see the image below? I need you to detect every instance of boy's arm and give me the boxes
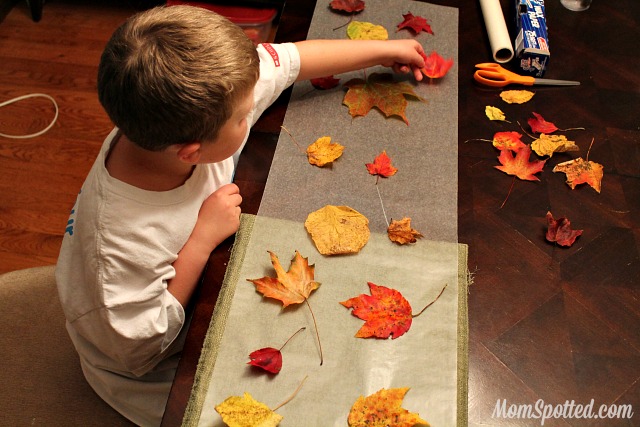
[168,183,242,306]
[294,39,425,82]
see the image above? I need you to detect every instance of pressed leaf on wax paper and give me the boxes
[348,387,430,427]
[343,72,425,124]
[306,136,344,167]
[387,217,423,245]
[545,211,583,247]
[305,205,370,255]
[396,12,433,35]
[500,89,534,104]
[366,150,397,178]
[531,134,579,157]
[247,327,305,374]
[215,393,283,427]
[330,0,365,13]
[247,251,323,364]
[419,51,454,79]
[347,21,388,40]
[340,282,447,339]
[528,112,558,134]
[310,75,341,90]
[485,105,510,122]
[553,157,603,193]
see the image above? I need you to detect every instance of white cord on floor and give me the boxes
[0,93,59,139]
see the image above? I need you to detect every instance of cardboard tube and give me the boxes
[479,0,514,63]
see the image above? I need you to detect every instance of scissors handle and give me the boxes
[474,63,535,87]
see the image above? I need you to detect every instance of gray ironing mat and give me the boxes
[257,0,459,243]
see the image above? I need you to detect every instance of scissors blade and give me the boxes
[533,78,580,86]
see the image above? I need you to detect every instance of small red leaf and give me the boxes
[396,12,433,35]
[247,347,282,374]
[310,75,341,90]
[419,51,454,79]
[528,112,558,134]
[366,150,398,178]
[329,0,365,13]
[545,211,583,247]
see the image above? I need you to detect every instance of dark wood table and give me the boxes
[163,1,640,425]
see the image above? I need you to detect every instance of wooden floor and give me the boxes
[0,1,154,274]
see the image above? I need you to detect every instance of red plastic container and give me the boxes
[166,1,277,45]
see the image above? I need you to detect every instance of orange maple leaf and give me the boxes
[419,51,454,79]
[343,72,425,124]
[387,217,423,244]
[366,150,397,178]
[495,145,546,181]
[247,250,320,307]
[552,157,603,193]
[493,131,527,152]
[348,387,429,427]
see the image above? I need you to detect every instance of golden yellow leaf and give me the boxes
[485,105,509,122]
[306,136,344,167]
[305,205,370,255]
[553,157,603,193]
[531,134,579,157]
[347,21,389,40]
[387,217,423,244]
[500,89,535,104]
[215,392,283,427]
[348,387,429,427]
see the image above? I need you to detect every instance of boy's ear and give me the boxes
[175,142,202,163]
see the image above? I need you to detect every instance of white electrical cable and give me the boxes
[0,93,59,139]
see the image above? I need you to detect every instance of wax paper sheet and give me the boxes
[190,214,466,426]
[257,0,459,243]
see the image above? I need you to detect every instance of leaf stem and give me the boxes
[272,375,309,411]
[500,176,516,209]
[517,120,537,141]
[332,14,353,31]
[375,183,390,227]
[304,299,323,365]
[412,283,448,317]
[586,137,595,161]
[278,327,306,351]
[463,138,493,143]
[280,125,306,154]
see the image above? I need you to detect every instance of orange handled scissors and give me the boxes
[474,63,580,87]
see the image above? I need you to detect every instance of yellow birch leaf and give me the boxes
[553,157,603,193]
[348,387,429,427]
[306,136,344,167]
[305,205,370,255]
[531,134,579,157]
[500,89,535,104]
[347,21,389,40]
[215,392,283,427]
[387,217,423,244]
[485,105,509,122]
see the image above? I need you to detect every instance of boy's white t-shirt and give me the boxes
[55,42,300,426]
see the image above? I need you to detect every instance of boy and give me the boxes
[56,5,425,426]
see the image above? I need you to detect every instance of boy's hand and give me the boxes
[380,39,426,81]
[195,183,242,250]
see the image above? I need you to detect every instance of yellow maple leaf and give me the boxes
[531,134,580,157]
[348,387,429,427]
[306,136,344,167]
[215,392,283,427]
[387,217,423,244]
[500,89,535,104]
[553,157,603,193]
[305,205,370,255]
[347,21,389,40]
[485,105,510,122]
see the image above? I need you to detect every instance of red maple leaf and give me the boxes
[396,12,433,35]
[545,211,583,247]
[340,282,413,339]
[329,0,365,13]
[528,112,558,134]
[419,51,454,79]
[495,145,546,181]
[310,75,340,90]
[366,150,398,178]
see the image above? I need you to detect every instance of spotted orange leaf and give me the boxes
[493,131,527,152]
[387,217,423,244]
[552,157,603,193]
[343,72,425,124]
[348,387,429,427]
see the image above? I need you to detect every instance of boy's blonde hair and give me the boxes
[98,6,260,151]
